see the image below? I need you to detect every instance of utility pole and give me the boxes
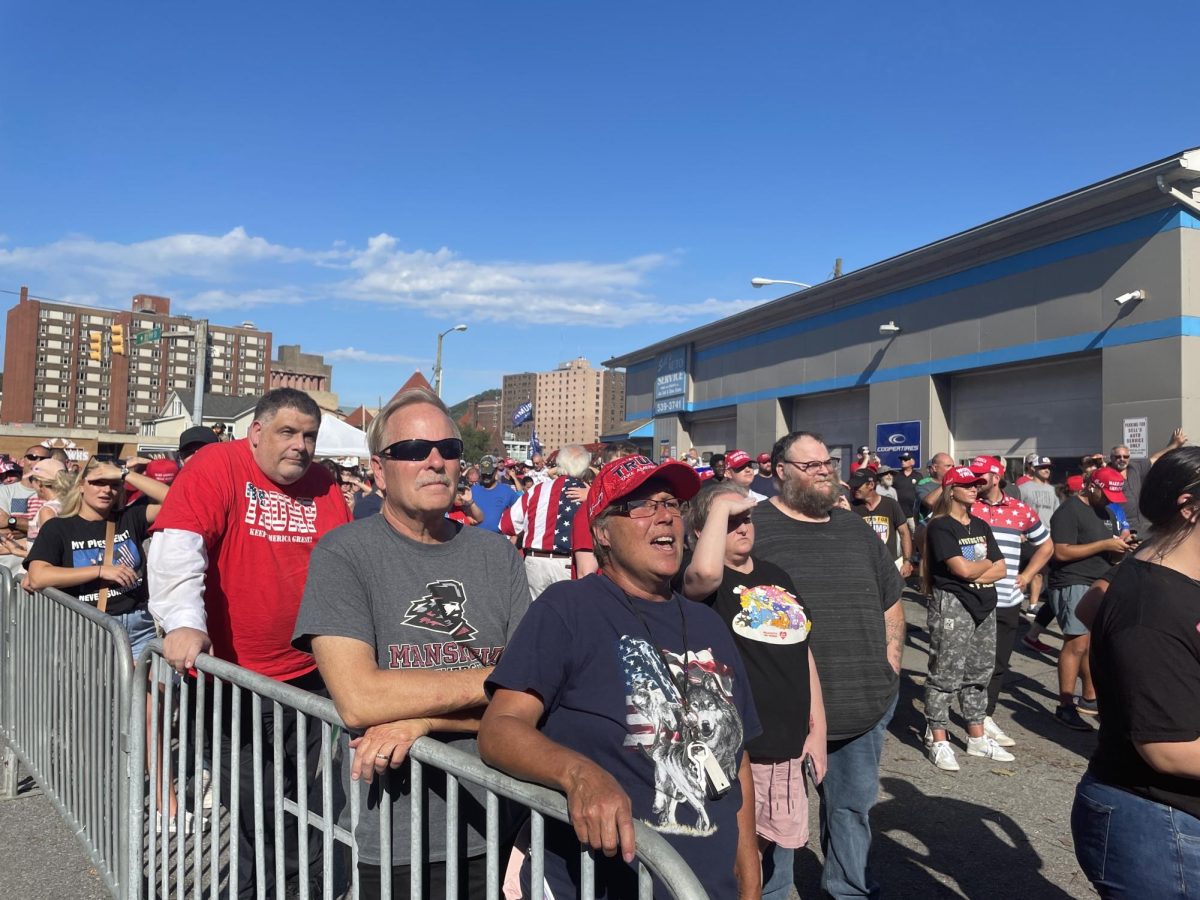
[191,318,210,427]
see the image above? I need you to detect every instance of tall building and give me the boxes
[458,394,502,449]
[499,358,626,451]
[270,344,337,411]
[2,288,272,432]
[501,372,537,442]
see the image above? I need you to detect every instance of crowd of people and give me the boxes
[5,385,1198,899]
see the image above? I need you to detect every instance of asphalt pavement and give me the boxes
[1,590,1097,900]
[788,591,1098,899]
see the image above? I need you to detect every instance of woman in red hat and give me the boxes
[921,466,1010,772]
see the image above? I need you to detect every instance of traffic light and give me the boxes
[111,324,125,355]
[88,330,103,363]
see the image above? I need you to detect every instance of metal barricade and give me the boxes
[0,567,134,898]
[130,639,710,900]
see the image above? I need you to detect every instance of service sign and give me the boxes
[654,347,689,402]
[874,420,922,468]
[1123,417,1149,459]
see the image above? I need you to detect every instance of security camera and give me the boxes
[879,321,901,336]
[1114,290,1146,306]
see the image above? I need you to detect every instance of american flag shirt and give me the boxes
[971,495,1049,607]
[500,476,584,553]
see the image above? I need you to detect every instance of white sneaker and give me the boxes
[983,716,1016,748]
[967,735,1015,762]
[929,740,960,772]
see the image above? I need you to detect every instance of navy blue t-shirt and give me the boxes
[486,573,761,899]
[471,481,520,533]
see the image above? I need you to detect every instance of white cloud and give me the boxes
[322,346,426,365]
[0,227,754,328]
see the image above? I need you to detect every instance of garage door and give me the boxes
[952,355,1101,460]
[790,388,869,480]
[687,415,737,459]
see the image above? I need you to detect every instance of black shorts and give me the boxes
[1019,540,1035,568]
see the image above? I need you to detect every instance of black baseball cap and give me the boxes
[179,426,220,456]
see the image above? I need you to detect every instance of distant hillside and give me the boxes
[448,388,500,420]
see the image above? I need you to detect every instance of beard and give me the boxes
[780,477,840,517]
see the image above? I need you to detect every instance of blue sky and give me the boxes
[1,2,1194,408]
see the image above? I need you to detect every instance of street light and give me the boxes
[750,277,813,290]
[433,323,468,397]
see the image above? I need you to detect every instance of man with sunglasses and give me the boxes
[0,444,52,536]
[751,430,905,900]
[293,388,530,899]
[149,387,351,900]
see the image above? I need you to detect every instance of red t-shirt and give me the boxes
[153,440,351,681]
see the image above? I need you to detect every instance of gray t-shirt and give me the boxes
[1018,480,1060,525]
[293,515,531,866]
[752,503,905,740]
[1122,458,1152,532]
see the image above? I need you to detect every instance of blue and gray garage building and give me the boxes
[606,149,1200,479]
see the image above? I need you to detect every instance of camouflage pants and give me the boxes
[924,588,996,729]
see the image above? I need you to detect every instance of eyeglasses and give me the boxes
[86,478,123,488]
[1112,454,1130,460]
[610,498,686,518]
[952,483,982,491]
[24,453,50,462]
[727,513,753,530]
[377,438,464,462]
[781,457,840,474]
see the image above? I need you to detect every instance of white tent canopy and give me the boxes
[316,413,369,459]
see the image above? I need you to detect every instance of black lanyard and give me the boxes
[612,579,691,710]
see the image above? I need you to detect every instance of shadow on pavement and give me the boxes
[791,777,1079,899]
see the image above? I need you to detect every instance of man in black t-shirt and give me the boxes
[893,452,920,524]
[753,431,904,900]
[849,470,914,578]
[1048,475,1132,730]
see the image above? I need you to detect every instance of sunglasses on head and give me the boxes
[377,438,464,462]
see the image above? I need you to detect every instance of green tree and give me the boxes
[460,423,494,462]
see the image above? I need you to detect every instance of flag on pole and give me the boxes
[512,401,533,427]
[530,429,543,458]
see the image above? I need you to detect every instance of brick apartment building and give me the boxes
[502,358,626,451]
[270,344,337,412]
[2,287,272,432]
[459,394,502,448]
[501,371,537,442]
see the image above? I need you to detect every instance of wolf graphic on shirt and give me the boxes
[620,635,742,836]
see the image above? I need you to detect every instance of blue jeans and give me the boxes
[114,605,156,663]
[1073,773,1200,898]
[818,692,898,899]
[760,840,794,900]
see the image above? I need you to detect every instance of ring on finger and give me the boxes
[375,752,390,760]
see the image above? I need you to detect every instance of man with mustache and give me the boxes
[293,388,530,899]
[149,387,352,899]
[751,430,905,900]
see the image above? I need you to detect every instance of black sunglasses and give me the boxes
[378,438,464,462]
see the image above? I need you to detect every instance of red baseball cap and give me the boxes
[942,466,987,488]
[587,455,701,524]
[1090,467,1127,503]
[968,455,1003,477]
[1066,474,1085,493]
[756,452,771,466]
[145,458,180,484]
[725,449,752,471]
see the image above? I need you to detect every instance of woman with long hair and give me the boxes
[25,456,168,659]
[1073,446,1200,896]
[921,466,1010,772]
